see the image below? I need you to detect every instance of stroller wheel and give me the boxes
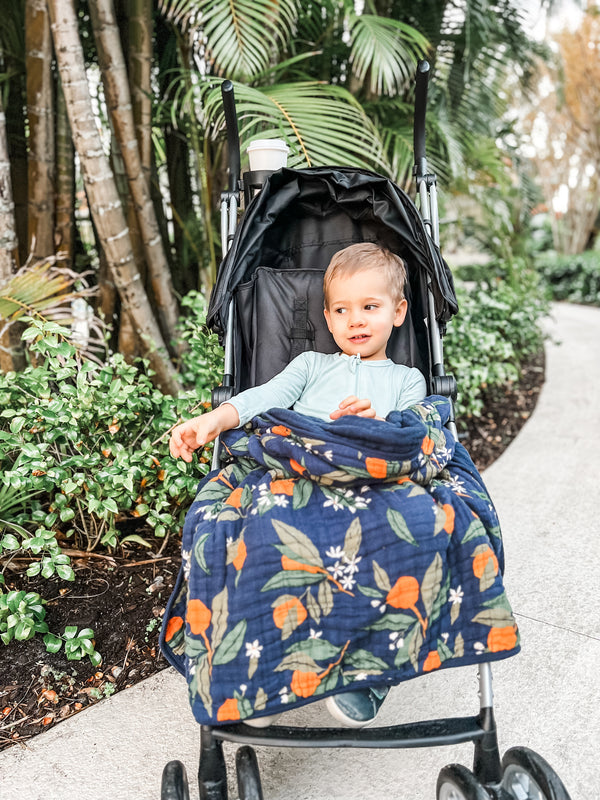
[436,764,492,800]
[236,745,264,800]
[501,747,572,800]
[161,760,190,800]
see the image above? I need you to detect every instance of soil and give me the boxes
[0,350,545,752]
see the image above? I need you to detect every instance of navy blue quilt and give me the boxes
[160,397,519,725]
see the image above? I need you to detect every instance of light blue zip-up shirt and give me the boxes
[228,351,427,426]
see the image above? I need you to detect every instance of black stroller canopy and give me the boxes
[207,166,458,339]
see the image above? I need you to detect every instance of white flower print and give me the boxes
[323,495,345,511]
[328,560,345,580]
[343,554,362,575]
[371,599,386,614]
[279,686,290,704]
[326,545,345,560]
[245,640,263,660]
[309,629,323,639]
[388,631,404,651]
[341,573,356,591]
[449,586,464,605]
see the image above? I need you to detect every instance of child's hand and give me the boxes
[169,404,240,462]
[330,396,381,420]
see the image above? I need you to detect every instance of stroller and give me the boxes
[160,63,571,800]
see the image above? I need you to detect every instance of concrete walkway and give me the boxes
[1,302,598,800]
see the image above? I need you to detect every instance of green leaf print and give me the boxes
[372,560,392,592]
[212,619,247,666]
[387,508,418,546]
[344,649,388,672]
[261,570,324,592]
[367,611,415,632]
[318,580,334,615]
[343,518,362,561]
[287,637,341,661]
[292,479,313,510]
[194,532,211,575]
[254,687,268,711]
[471,608,516,627]
[210,587,228,651]
[461,518,487,544]
[305,589,321,624]
[274,652,320,673]
[421,552,443,617]
[272,519,323,565]
[195,654,213,717]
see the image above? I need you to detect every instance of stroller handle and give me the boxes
[413,60,430,178]
[221,80,241,193]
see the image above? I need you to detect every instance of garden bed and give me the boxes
[0,349,545,751]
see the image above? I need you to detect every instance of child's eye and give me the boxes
[365,304,378,310]
[334,307,347,314]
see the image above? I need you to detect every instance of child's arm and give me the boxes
[169,403,240,462]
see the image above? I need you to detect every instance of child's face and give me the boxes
[323,268,408,361]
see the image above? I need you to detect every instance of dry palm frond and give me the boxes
[0,258,106,360]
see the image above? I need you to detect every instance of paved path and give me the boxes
[1,303,598,800]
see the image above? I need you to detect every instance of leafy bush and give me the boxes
[444,272,549,419]
[535,251,600,306]
[0,318,213,568]
[175,291,224,398]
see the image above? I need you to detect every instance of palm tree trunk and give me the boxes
[127,0,152,176]
[55,79,75,268]
[0,96,18,281]
[25,0,55,259]
[88,0,180,347]
[48,0,180,395]
[0,92,21,373]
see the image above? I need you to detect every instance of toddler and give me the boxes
[170,242,427,726]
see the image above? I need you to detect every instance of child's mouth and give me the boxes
[350,335,370,342]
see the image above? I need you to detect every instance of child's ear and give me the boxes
[393,298,408,327]
[323,307,332,332]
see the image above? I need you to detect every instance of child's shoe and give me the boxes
[243,713,281,728]
[325,685,389,728]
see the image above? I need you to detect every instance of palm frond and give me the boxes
[349,14,428,96]
[0,260,106,358]
[161,0,299,82]
[202,79,390,172]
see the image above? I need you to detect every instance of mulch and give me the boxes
[0,349,545,752]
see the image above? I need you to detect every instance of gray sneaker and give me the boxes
[325,686,389,728]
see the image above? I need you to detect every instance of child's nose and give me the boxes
[349,312,365,327]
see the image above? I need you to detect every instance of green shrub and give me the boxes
[535,251,600,306]
[444,272,549,419]
[176,291,224,397]
[0,319,212,564]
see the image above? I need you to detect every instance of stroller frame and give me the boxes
[162,62,571,800]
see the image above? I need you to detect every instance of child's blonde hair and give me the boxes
[323,243,407,309]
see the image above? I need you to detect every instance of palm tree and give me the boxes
[47,0,180,394]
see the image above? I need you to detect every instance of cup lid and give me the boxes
[246,138,289,152]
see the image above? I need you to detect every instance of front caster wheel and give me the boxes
[437,764,491,800]
[501,747,572,800]
[161,760,190,800]
[236,746,264,800]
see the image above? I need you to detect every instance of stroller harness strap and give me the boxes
[288,297,315,360]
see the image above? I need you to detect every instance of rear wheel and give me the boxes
[437,764,492,800]
[161,760,190,800]
[236,745,264,800]
[501,747,572,800]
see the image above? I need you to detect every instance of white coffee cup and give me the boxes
[246,139,289,172]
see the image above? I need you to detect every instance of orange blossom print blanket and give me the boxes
[160,397,519,725]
